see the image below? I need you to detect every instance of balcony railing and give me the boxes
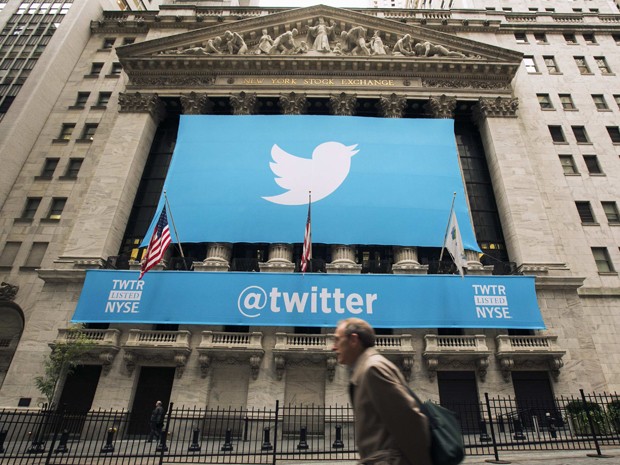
[52,328,121,370]
[423,335,491,380]
[122,330,192,376]
[495,335,566,381]
[197,331,265,379]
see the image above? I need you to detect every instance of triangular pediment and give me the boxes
[116,5,522,91]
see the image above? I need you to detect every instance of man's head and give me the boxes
[156,401,162,407]
[332,318,376,366]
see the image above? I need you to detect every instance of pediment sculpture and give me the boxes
[159,18,476,59]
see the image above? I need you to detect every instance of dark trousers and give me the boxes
[148,422,162,441]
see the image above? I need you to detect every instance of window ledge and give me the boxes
[553,141,569,145]
[40,218,60,223]
[51,139,70,144]
[548,72,563,75]
[68,105,85,110]
[608,222,620,226]
[19,266,40,271]
[83,74,100,79]
[563,108,579,111]
[541,108,556,111]
[34,175,53,181]
[527,72,543,75]
[576,142,593,145]
[75,138,93,143]
[90,105,108,110]
[589,173,606,177]
[58,175,78,181]
[580,72,595,76]
[601,73,616,76]
[598,271,618,276]
[596,109,612,112]
[564,173,582,176]
[0,265,13,270]
[582,222,600,226]
[13,218,33,224]
[104,74,121,78]
[97,48,113,52]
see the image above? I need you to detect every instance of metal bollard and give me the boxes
[261,427,273,451]
[54,429,70,453]
[156,430,169,452]
[479,420,491,442]
[243,416,249,441]
[100,427,116,454]
[221,428,233,451]
[0,430,7,453]
[332,425,344,449]
[512,417,526,440]
[547,415,557,439]
[297,426,309,450]
[188,428,201,452]
[26,430,45,454]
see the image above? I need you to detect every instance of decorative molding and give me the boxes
[0,282,19,301]
[422,79,510,90]
[180,92,212,114]
[196,331,265,379]
[377,93,406,118]
[424,94,456,119]
[195,243,232,272]
[274,355,286,381]
[230,91,258,115]
[118,92,166,123]
[278,92,309,115]
[473,96,519,120]
[326,356,337,382]
[129,75,215,87]
[496,335,566,382]
[329,92,357,116]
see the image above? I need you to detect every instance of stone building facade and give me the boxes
[0,0,619,429]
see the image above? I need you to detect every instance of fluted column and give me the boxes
[259,243,295,273]
[329,92,357,116]
[278,92,309,115]
[58,93,165,268]
[194,243,232,272]
[230,91,257,115]
[392,246,429,275]
[424,94,456,119]
[464,249,493,276]
[377,93,407,118]
[180,92,212,115]
[326,245,362,274]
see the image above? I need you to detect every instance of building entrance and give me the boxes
[437,371,480,433]
[128,367,175,436]
[512,371,559,428]
[57,365,101,412]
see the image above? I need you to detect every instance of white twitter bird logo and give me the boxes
[263,142,359,206]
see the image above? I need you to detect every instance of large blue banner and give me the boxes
[72,270,544,329]
[146,115,480,250]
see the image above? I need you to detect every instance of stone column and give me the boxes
[278,92,309,115]
[472,97,568,274]
[230,91,257,115]
[259,243,295,273]
[424,94,456,118]
[194,243,232,272]
[392,246,428,274]
[326,245,362,274]
[180,92,212,115]
[58,93,165,268]
[464,249,494,275]
[377,93,407,118]
[329,92,357,116]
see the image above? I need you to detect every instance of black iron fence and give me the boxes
[1,390,619,465]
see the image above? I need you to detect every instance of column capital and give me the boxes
[278,92,309,115]
[329,92,357,116]
[118,92,165,123]
[378,93,407,118]
[180,92,212,115]
[473,96,519,123]
[424,94,456,119]
[230,91,258,115]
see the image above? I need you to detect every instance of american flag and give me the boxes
[139,206,172,280]
[301,197,312,273]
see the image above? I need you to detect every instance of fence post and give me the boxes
[581,390,613,458]
[0,429,6,453]
[27,403,48,454]
[272,400,279,465]
[157,402,173,464]
[484,392,510,464]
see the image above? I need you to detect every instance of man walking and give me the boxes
[332,318,432,465]
[148,400,164,443]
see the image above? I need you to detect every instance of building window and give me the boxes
[607,126,620,144]
[80,123,98,141]
[47,198,66,220]
[515,32,528,44]
[549,125,566,143]
[545,8,555,12]
[95,92,111,107]
[529,7,538,12]
[572,126,590,143]
[576,201,596,224]
[58,123,75,140]
[73,92,89,108]
[591,247,615,273]
[559,94,576,110]
[583,33,597,44]
[559,155,578,174]
[574,56,591,74]
[564,33,578,44]
[102,37,115,49]
[23,242,48,268]
[595,57,612,74]
[64,158,83,179]
[122,37,136,45]
[614,95,620,109]
[89,62,104,76]
[573,8,582,13]
[21,197,41,220]
[613,34,620,45]
[109,62,122,75]
[602,202,620,224]
[39,158,59,179]
[583,155,603,174]
[537,94,553,109]
[592,94,609,110]
[0,242,20,267]
[544,56,560,73]
[534,33,548,44]
[523,57,538,74]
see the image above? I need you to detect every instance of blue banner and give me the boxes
[72,270,544,329]
[145,115,480,250]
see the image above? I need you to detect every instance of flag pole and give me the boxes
[439,192,457,263]
[163,190,187,266]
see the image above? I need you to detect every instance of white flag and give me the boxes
[445,211,468,277]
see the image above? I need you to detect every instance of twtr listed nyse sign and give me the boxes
[74,271,545,329]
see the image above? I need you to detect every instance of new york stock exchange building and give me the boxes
[0,0,620,438]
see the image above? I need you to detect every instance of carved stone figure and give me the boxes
[205,37,223,54]
[392,34,414,56]
[370,31,387,55]
[179,46,209,55]
[414,40,466,58]
[223,30,248,55]
[269,28,299,55]
[340,26,370,56]
[256,29,274,54]
[307,17,336,52]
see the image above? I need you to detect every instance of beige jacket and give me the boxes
[350,348,432,465]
